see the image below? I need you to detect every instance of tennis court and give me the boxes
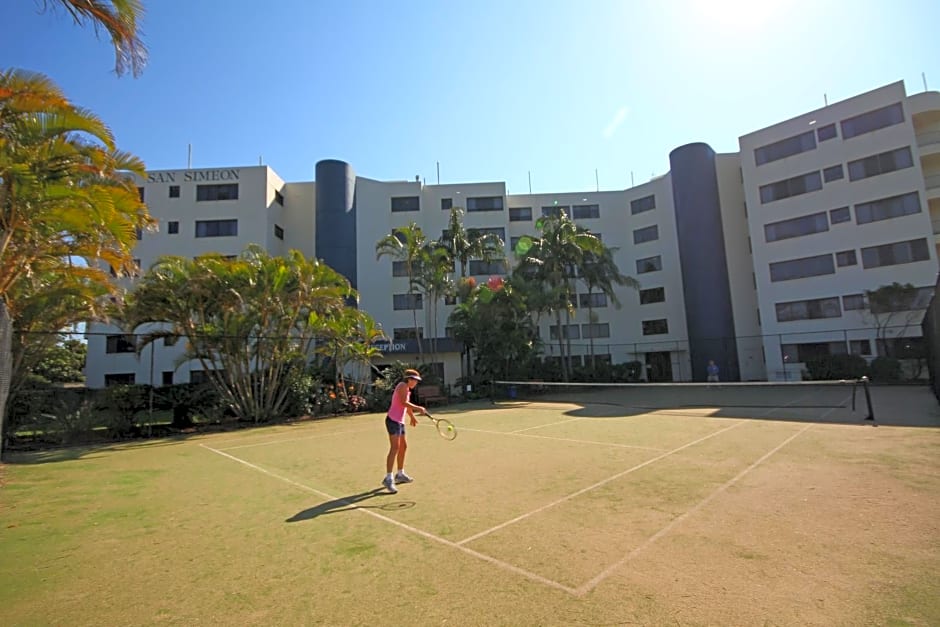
[2,382,939,625]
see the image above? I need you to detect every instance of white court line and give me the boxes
[511,417,582,433]
[575,394,850,595]
[199,443,578,595]
[216,426,377,451]
[456,421,745,546]
[461,427,668,452]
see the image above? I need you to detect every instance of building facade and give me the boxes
[85,81,940,388]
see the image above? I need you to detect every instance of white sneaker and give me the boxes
[395,471,413,484]
[382,475,397,493]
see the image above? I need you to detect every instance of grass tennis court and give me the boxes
[2,384,939,625]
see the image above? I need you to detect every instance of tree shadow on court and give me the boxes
[286,488,416,522]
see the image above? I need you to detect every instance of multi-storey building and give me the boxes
[85,81,940,387]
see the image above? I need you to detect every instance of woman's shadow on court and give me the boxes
[286,488,416,522]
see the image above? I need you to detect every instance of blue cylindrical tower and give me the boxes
[315,159,357,289]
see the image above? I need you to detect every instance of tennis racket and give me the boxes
[425,412,457,440]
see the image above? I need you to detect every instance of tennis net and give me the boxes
[491,378,875,422]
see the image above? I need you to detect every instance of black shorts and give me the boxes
[385,416,405,436]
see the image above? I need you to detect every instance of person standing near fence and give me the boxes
[707,360,720,383]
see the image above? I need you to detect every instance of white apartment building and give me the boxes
[85,81,940,388]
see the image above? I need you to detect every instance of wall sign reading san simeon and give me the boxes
[147,169,240,183]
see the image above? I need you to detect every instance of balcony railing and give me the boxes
[933,218,940,235]
[925,175,940,190]
[916,130,940,148]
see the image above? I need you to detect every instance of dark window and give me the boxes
[817,123,838,141]
[541,205,569,218]
[847,147,914,181]
[769,253,835,282]
[633,225,659,244]
[855,192,921,225]
[578,293,608,308]
[195,219,238,238]
[823,164,844,182]
[137,186,145,202]
[781,342,847,363]
[190,370,209,384]
[829,207,851,224]
[835,250,857,267]
[849,340,871,356]
[392,261,409,277]
[639,287,665,304]
[163,335,178,347]
[469,260,507,275]
[393,327,423,340]
[444,295,456,306]
[840,102,904,139]
[196,183,238,201]
[468,227,505,241]
[764,211,828,242]
[636,255,662,274]
[581,323,610,339]
[391,196,420,212]
[510,236,522,251]
[642,319,669,335]
[167,221,179,234]
[134,227,143,241]
[274,224,284,240]
[509,207,532,221]
[630,195,656,214]
[759,171,823,203]
[775,297,841,322]
[105,334,136,354]
[169,185,180,198]
[104,373,136,386]
[842,294,866,310]
[861,238,930,269]
[549,324,580,340]
[754,130,816,166]
[274,190,284,206]
[393,293,423,310]
[162,371,174,385]
[441,197,453,211]
[572,204,600,219]
[868,287,933,313]
[466,196,504,212]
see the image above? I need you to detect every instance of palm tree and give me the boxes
[439,207,505,280]
[515,212,603,381]
[41,0,148,77]
[376,223,428,363]
[580,246,638,370]
[415,241,454,366]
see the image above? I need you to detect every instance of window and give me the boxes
[509,207,532,221]
[840,102,904,139]
[849,340,871,356]
[135,227,143,240]
[582,323,610,339]
[393,327,423,340]
[392,261,409,277]
[639,287,665,304]
[847,147,914,181]
[633,225,659,244]
[167,220,179,234]
[764,211,828,242]
[573,204,600,219]
[510,236,522,251]
[104,373,136,386]
[541,205,569,218]
[842,294,866,310]
[835,250,857,267]
[393,293,423,310]
[190,370,210,384]
[469,260,507,275]
[861,238,930,269]
[274,190,284,206]
[468,227,505,241]
[775,297,841,322]
[391,196,420,212]
[855,192,921,225]
[163,335,178,347]
[441,198,452,211]
[823,164,844,182]
[781,342,847,363]
[754,130,816,166]
[759,171,823,203]
[630,195,656,214]
[549,324,580,340]
[105,334,136,354]
[444,295,456,306]
[137,186,145,201]
[196,183,238,201]
[162,371,174,385]
[274,224,284,240]
[829,207,851,224]
[169,185,180,198]
[769,253,835,282]
[636,255,662,274]
[642,319,669,335]
[466,196,504,212]
[195,219,238,237]
[817,123,838,141]
[578,293,608,308]
[868,286,934,313]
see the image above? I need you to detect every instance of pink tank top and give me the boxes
[387,382,409,423]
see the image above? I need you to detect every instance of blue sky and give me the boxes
[3,0,938,193]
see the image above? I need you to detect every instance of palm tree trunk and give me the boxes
[587,301,596,372]
[554,309,568,382]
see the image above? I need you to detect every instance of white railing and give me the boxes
[916,130,940,147]
[925,175,940,190]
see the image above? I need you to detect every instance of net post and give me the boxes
[861,376,875,421]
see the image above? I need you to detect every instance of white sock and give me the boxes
[386,472,393,481]
[396,469,403,475]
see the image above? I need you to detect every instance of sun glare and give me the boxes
[689,0,785,32]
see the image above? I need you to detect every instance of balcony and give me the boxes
[917,131,940,156]
[926,175,940,198]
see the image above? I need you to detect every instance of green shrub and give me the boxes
[804,354,869,380]
[869,356,902,382]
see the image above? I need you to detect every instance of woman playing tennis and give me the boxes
[382,368,427,493]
